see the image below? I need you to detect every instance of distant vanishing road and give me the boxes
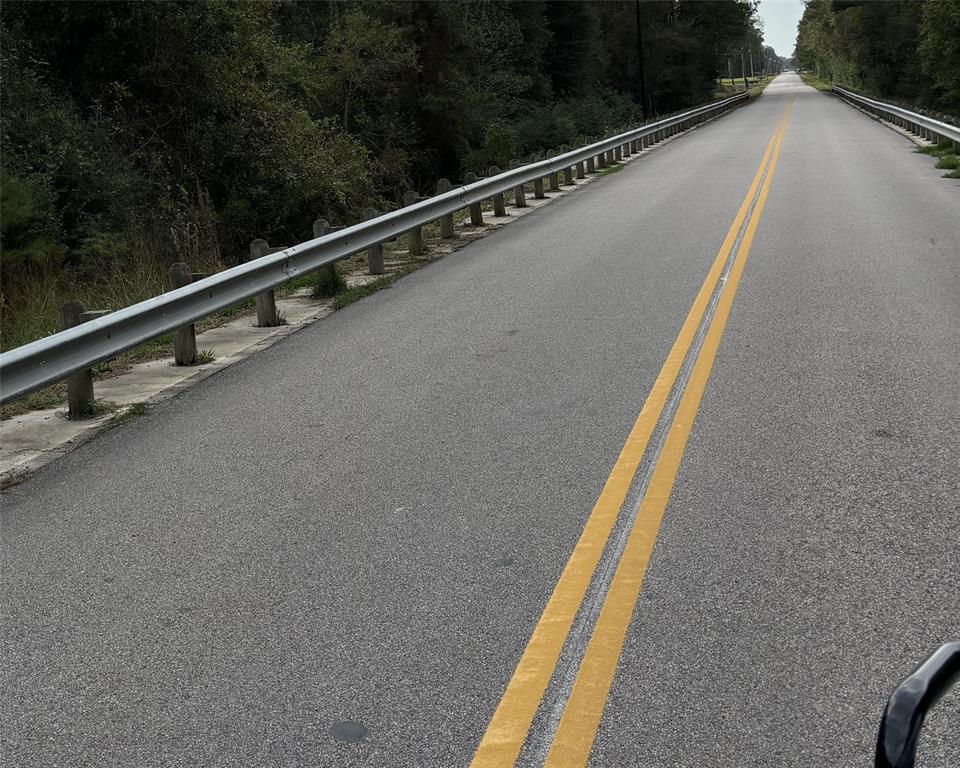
[3,73,958,767]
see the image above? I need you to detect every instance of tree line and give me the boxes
[1,1,773,349]
[795,0,960,117]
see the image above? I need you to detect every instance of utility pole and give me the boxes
[749,48,755,78]
[635,0,649,117]
[741,49,747,88]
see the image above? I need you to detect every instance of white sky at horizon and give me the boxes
[757,0,806,58]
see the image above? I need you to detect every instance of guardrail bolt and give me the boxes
[362,207,385,275]
[403,190,425,255]
[167,262,199,365]
[509,160,527,208]
[464,172,484,225]
[435,179,456,237]
[489,166,507,216]
[249,239,280,327]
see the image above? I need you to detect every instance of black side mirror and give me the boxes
[875,642,960,768]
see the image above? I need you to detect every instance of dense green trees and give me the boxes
[1,0,769,348]
[795,0,960,116]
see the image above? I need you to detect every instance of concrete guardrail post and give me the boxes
[436,179,456,236]
[464,172,484,225]
[362,207,385,275]
[575,140,587,178]
[59,301,106,416]
[623,138,632,158]
[614,144,623,161]
[488,166,507,216]
[597,145,608,169]
[546,152,560,192]
[248,239,280,327]
[311,219,342,294]
[403,190,425,255]
[560,147,574,185]
[168,262,199,365]
[532,166,546,199]
[509,160,527,208]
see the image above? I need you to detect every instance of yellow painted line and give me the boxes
[543,97,794,767]
[470,101,794,768]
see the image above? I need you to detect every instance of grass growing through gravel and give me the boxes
[310,265,348,299]
[66,399,117,420]
[1,386,66,419]
[104,402,150,428]
[331,274,398,310]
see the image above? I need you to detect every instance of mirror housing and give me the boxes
[875,642,960,768]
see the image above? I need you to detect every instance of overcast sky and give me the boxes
[757,0,806,58]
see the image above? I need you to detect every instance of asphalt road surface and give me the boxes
[3,73,958,767]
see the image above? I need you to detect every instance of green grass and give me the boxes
[800,73,833,92]
[917,140,959,176]
[917,140,956,157]
[66,398,117,420]
[0,385,66,419]
[331,274,398,310]
[595,163,624,177]
[104,401,150,428]
[748,76,775,98]
[310,265,348,299]
[935,155,959,169]
[714,75,774,100]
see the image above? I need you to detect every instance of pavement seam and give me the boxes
[517,102,787,768]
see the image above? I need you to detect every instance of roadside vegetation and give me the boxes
[1,1,782,354]
[714,75,775,100]
[799,74,833,93]
[918,141,960,179]
[795,0,960,119]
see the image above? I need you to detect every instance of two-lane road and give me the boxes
[3,74,958,767]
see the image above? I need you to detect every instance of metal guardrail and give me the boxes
[833,85,960,148]
[0,92,749,405]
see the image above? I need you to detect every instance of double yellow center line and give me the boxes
[471,98,794,767]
